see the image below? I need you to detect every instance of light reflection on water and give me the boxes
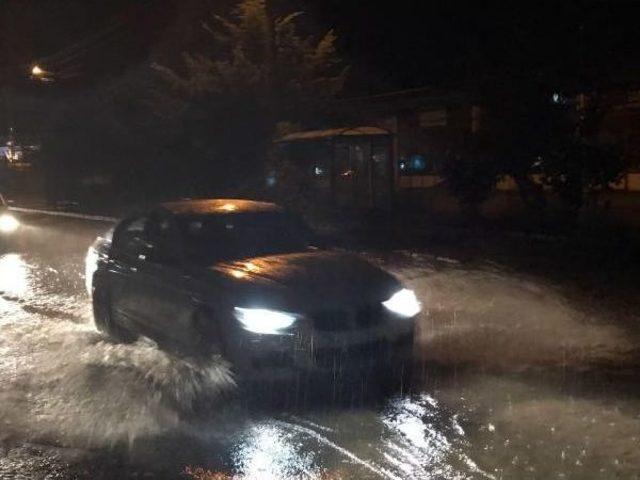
[381,395,472,479]
[227,394,494,480]
[232,423,317,479]
[379,394,495,480]
[0,253,29,298]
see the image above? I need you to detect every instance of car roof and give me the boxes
[159,198,283,216]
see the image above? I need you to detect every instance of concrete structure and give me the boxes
[276,127,395,210]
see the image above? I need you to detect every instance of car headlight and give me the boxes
[382,288,421,317]
[0,214,19,233]
[233,307,297,335]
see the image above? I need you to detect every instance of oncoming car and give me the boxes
[86,199,420,380]
[0,194,20,235]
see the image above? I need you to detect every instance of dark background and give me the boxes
[2,0,640,206]
[3,0,640,94]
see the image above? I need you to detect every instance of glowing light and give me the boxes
[0,214,19,233]
[230,269,247,279]
[0,254,28,297]
[244,262,260,272]
[233,307,297,334]
[219,203,237,212]
[382,288,421,317]
[409,154,427,172]
[266,171,277,187]
[31,65,44,76]
[226,262,260,279]
[233,424,314,479]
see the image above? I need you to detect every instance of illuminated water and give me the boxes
[0,216,639,478]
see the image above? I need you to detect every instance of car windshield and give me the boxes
[175,211,315,265]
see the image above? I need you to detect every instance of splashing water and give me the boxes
[0,314,235,449]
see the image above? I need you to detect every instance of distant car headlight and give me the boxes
[233,307,297,335]
[0,214,19,233]
[382,288,421,317]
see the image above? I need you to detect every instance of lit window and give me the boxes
[409,154,427,172]
[399,154,430,175]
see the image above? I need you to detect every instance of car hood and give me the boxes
[209,250,400,311]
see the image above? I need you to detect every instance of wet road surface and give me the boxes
[1,213,640,479]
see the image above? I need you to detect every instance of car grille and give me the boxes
[312,332,414,369]
[312,304,386,331]
[313,340,387,368]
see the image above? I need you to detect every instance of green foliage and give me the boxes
[152,0,347,194]
[541,139,627,210]
[154,0,346,119]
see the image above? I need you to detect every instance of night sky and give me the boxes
[312,0,640,93]
[2,1,640,93]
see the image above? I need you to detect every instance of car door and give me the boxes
[132,213,200,348]
[108,214,153,332]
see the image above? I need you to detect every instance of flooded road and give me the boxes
[1,213,639,479]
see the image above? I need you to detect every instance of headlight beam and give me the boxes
[382,288,421,317]
[233,307,297,335]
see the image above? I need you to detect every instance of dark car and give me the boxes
[86,199,419,380]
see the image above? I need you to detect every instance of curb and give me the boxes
[9,207,117,223]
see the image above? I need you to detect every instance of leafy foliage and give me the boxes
[538,94,628,210]
[541,139,626,210]
[151,0,347,195]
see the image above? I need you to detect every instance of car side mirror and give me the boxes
[113,235,150,261]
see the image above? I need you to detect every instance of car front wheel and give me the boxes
[92,281,138,344]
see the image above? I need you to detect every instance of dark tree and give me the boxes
[441,136,501,216]
[444,83,627,215]
[539,95,628,210]
[152,0,347,195]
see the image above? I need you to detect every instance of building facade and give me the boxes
[277,84,640,225]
